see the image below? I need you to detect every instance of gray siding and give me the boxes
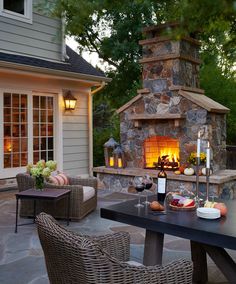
[63,94,89,176]
[0,11,62,61]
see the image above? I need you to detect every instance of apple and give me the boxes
[150,201,164,211]
[182,198,195,207]
[214,202,227,216]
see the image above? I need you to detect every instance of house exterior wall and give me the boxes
[0,70,92,184]
[63,92,90,176]
[0,2,62,62]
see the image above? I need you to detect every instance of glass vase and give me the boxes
[35,175,44,191]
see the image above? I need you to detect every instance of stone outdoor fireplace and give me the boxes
[116,22,229,172]
[94,22,236,199]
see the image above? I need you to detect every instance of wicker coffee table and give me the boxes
[15,188,71,233]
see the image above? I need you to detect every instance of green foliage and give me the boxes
[49,0,236,164]
[200,59,236,144]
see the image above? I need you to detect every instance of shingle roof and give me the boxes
[0,45,106,78]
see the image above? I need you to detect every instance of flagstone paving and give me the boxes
[0,189,232,283]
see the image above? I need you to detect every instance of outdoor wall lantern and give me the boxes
[104,137,119,167]
[64,91,77,111]
[113,144,126,169]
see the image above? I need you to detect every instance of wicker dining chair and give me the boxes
[36,212,193,284]
[16,173,97,220]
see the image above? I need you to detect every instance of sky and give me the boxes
[66,36,104,70]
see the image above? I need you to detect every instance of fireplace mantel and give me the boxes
[129,113,185,127]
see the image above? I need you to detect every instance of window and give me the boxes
[1,91,55,174]
[0,0,32,23]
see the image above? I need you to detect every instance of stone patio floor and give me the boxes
[0,188,233,284]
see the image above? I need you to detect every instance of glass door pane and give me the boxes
[33,95,54,162]
[3,92,28,168]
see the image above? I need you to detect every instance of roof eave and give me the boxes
[0,60,111,83]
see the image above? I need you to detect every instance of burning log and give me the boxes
[154,155,179,170]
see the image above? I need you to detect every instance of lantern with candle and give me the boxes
[113,144,126,169]
[104,137,119,168]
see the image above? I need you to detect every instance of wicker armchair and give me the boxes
[36,212,193,284]
[16,173,97,220]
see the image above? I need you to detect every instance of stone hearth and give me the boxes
[94,167,236,199]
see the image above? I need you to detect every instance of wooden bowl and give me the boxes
[169,204,196,211]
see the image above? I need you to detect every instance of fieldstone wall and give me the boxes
[120,93,227,171]
[97,173,236,200]
[142,39,200,88]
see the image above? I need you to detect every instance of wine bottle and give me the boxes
[157,161,167,202]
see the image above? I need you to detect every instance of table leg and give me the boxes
[67,192,70,226]
[190,240,208,283]
[202,244,236,284]
[143,230,164,266]
[15,197,19,233]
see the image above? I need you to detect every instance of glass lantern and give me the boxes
[113,144,126,169]
[104,137,119,167]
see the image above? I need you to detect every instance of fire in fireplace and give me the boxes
[143,136,180,170]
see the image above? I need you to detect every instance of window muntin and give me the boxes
[0,0,32,23]
[3,92,28,168]
[33,95,54,164]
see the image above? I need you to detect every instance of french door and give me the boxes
[0,90,56,178]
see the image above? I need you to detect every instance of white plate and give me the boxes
[197,207,221,219]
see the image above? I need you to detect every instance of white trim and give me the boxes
[0,61,111,83]
[55,92,63,172]
[0,88,31,178]
[88,91,93,177]
[28,93,33,163]
[0,0,32,24]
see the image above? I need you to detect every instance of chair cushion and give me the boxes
[83,186,95,202]
[48,173,69,186]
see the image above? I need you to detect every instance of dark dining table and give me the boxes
[101,196,236,283]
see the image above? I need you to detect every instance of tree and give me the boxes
[48,0,236,164]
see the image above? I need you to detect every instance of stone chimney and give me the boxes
[140,22,201,92]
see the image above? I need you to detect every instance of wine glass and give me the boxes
[133,176,145,208]
[142,174,153,205]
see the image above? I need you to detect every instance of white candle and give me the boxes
[206,142,210,169]
[197,131,201,158]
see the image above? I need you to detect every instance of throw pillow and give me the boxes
[49,173,69,186]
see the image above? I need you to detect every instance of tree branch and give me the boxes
[85,31,119,68]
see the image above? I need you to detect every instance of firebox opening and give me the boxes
[144,136,180,170]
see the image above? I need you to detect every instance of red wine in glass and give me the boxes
[145,183,153,190]
[143,175,153,205]
[133,176,145,208]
